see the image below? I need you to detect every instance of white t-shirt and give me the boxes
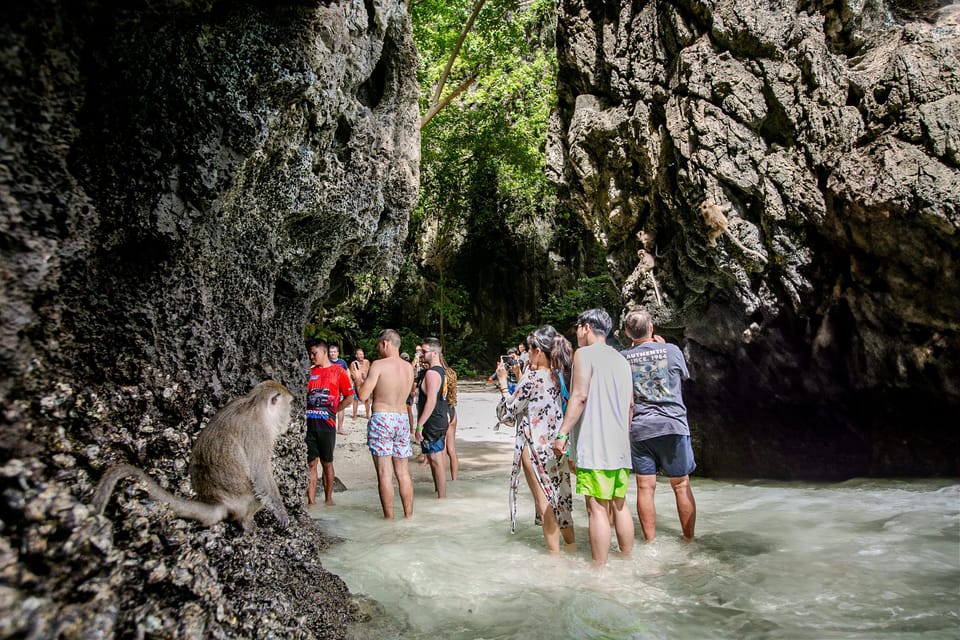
[572,341,633,470]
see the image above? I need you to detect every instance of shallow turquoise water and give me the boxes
[313,396,959,639]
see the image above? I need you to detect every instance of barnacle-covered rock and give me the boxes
[1,0,418,636]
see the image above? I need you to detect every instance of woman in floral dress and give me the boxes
[496,325,575,552]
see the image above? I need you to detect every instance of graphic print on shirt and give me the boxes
[625,347,671,403]
[306,387,333,421]
[306,366,350,430]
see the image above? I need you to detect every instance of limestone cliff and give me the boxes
[0,0,418,636]
[548,0,959,478]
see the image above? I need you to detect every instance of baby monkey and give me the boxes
[700,200,768,264]
[92,380,293,533]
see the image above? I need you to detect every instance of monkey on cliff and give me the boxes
[699,200,768,264]
[637,247,664,307]
[92,380,293,533]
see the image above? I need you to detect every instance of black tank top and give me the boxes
[417,365,449,440]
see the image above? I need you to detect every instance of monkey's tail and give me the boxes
[91,464,226,525]
[725,231,769,264]
[648,272,664,307]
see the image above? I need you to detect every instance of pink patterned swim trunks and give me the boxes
[367,412,413,458]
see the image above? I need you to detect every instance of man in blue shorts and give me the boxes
[552,308,635,566]
[358,329,416,519]
[415,337,449,499]
[621,307,696,541]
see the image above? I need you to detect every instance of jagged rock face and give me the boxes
[1,0,418,636]
[549,0,959,478]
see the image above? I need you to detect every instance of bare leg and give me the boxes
[320,460,336,505]
[373,454,395,519]
[611,496,634,558]
[540,504,561,553]
[393,457,414,517]
[426,452,447,498]
[352,397,359,420]
[585,496,612,566]
[307,458,319,506]
[520,445,560,551]
[520,448,539,506]
[669,475,696,540]
[365,398,372,418]
[636,474,658,541]
[446,414,459,480]
[337,408,346,434]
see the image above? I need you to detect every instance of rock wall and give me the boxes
[0,0,418,636]
[548,0,959,478]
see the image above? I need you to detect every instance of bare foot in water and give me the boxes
[325,498,336,506]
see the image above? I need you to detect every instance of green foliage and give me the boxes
[502,323,536,352]
[540,275,620,332]
[406,0,562,362]
[440,332,488,378]
[305,272,396,352]
[413,0,558,238]
[303,322,346,347]
[428,280,469,329]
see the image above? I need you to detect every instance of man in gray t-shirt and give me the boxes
[621,307,697,541]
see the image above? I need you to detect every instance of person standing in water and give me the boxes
[621,307,697,541]
[357,329,416,519]
[328,345,349,434]
[350,347,372,420]
[415,337,449,498]
[552,308,635,566]
[497,325,576,552]
[440,353,459,481]
[305,340,354,506]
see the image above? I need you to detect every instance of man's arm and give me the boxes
[357,361,380,402]
[340,369,354,399]
[553,349,591,455]
[415,369,440,440]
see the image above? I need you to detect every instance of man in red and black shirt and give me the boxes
[306,339,354,506]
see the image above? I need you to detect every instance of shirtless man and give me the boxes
[358,329,416,519]
[350,348,372,419]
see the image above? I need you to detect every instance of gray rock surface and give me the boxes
[549,0,959,477]
[1,0,418,636]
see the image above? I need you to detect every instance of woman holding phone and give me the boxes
[496,325,575,552]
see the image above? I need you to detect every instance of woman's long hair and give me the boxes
[527,325,573,391]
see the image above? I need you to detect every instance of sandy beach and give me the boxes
[328,382,515,493]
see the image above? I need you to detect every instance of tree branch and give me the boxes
[431,0,487,106]
[421,74,478,129]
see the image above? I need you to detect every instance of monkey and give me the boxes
[699,200,768,264]
[91,380,293,533]
[637,228,656,251]
[637,248,664,307]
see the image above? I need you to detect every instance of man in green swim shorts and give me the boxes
[552,308,635,566]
